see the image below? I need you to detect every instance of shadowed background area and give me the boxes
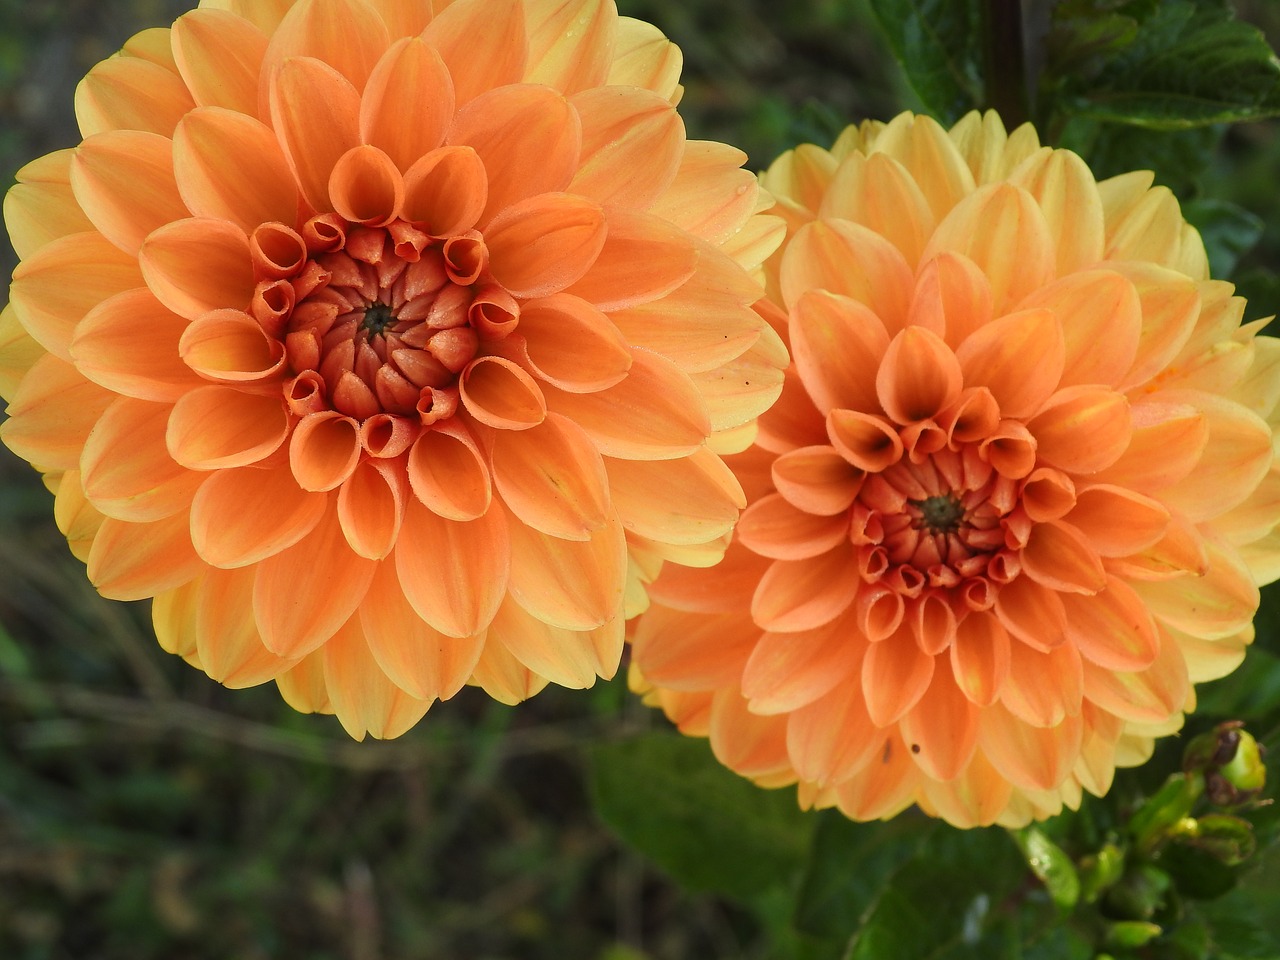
[2,2,1280,958]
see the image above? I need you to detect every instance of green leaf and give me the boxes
[867,0,983,124]
[1195,648,1280,720]
[1060,2,1280,128]
[1183,199,1265,280]
[587,732,814,900]
[1056,119,1221,195]
[1014,827,1081,913]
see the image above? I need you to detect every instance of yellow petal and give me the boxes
[88,509,203,601]
[322,613,432,739]
[75,54,195,137]
[4,149,94,260]
[490,594,621,688]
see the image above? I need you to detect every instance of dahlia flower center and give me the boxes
[249,215,517,424]
[911,494,964,534]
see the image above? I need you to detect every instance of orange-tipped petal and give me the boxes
[190,459,327,568]
[742,617,860,715]
[505,509,626,630]
[876,325,963,424]
[360,560,484,700]
[87,509,203,601]
[72,288,204,402]
[752,543,861,633]
[1000,640,1082,727]
[268,56,362,213]
[289,410,361,492]
[827,409,902,472]
[1064,575,1159,671]
[139,218,254,320]
[254,501,376,658]
[70,131,186,256]
[422,0,528,107]
[80,397,202,522]
[1021,269,1141,388]
[515,294,631,393]
[525,0,615,94]
[1067,485,1169,557]
[1,356,114,471]
[262,0,389,95]
[1028,385,1131,474]
[491,412,609,540]
[75,54,195,138]
[360,37,454,172]
[166,385,288,470]
[322,614,432,740]
[396,496,509,637]
[484,192,606,299]
[790,290,890,415]
[459,355,547,431]
[606,447,743,546]
[171,9,268,115]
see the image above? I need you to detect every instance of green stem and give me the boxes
[983,0,1029,127]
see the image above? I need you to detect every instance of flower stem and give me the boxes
[983,0,1029,127]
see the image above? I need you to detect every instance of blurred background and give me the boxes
[2,2,1280,958]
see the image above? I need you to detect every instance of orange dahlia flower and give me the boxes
[630,111,1280,828]
[0,0,787,738]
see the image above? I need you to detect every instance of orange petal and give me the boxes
[875,112,975,220]
[631,603,758,689]
[650,141,758,245]
[779,218,913,330]
[1133,539,1258,640]
[1009,147,1105,277]
[360,559,484,700]
[1080,626,1187,724]
[4,150,94,260]
[771,445,862,516]
[74,54,195,138]
[139,218,254,320]
[401,145,488,236]
[525,0,614,94]
[491,412,609,540]
[1111,263,1200,391]
[606,447,742,546]
[751,542,861,632]
[254,501,376,658]
[899,666,980,781]
[687,324,788,435]
[190,459,327,567]
[72,288,204,402]
[171,8,268,115]
[790,290,890,415]
[80,397,202,522]
[360,37,454,171]
[513,293,631,393]
[1156,390,1273,523]
[484,192,606,299]
[469,634,550,704]
[949,611,1010,706]
[363,0,432,40]
[569,86,683,211]
[820,150,935,267]
[978,703,1083,792]
[506,509,626,630]
[192,566,298,687]
[407,421,492,520]
[955,307,1064,419]
[459,355,547,430]
[876,325,962,424]
[1091,399,1208,493]
[785,679,883,785]
[87,509,203,601]
[337,458,405,560]
[860,625,935,726]
[289,411,360,491]
[328,144,404,227]
[993,575,1067,652]
[448,84,580,223]
[923,182,1055,315]
[1000,640,1082,727]
[563,210,697,312]
[742,616,860,715]
[1067,484,1169,557]
[70,131,186,255]
[166,385,289,470]
[1021,520,1106,595]
[543,347,709,458]
[268,55,362,213]
[1064,575,1159,671]
[261,0,389,95]
[275,651,332,715]
[907,251,992,347]
[490,594,622,688]
[10,231,142,361]
[422,0,528,107]
[1020,269,1141,388]
[708,689,793,782]
[1,355,114,471]
[827,409,902,472]
[321,613,431,740]
[736,492,850,560]
[396,496,509,636]
[179,308,286,383]
[1028,385,1131,474]
[646,539,771,615]
[173,107,299,230]
[1020,467,1077,522]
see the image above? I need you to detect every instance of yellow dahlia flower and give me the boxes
[629,110,1280,828]
[0,0,787,738]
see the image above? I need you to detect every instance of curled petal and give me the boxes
[338,458,405,560]
[827,410,902,472]
[876,325,963,424]
[179,308,286,382]
[328,144,404,227]
[771,445,863,516]
[289,411,361,492]
[516,294,632,393]
[402,146,487,236]
[407,421,492,520]
[459,356,547,430]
